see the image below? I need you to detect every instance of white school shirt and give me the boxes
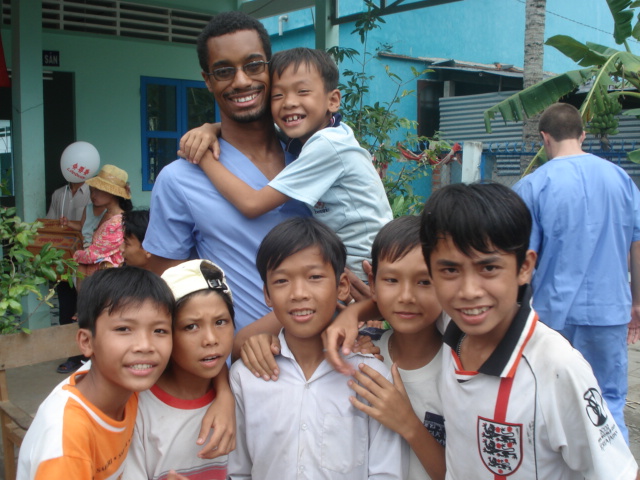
[441,285,638,479]
[228,330,405,480]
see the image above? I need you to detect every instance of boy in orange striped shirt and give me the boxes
[17,267,174,480]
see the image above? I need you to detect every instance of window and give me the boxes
[140,76,216,190]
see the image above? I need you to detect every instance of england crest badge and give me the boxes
[477,417,522,475]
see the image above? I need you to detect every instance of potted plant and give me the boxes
[0,206,78,334]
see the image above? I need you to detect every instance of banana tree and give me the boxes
[484,0,640,171]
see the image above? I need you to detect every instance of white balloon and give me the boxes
[60,141,100,183]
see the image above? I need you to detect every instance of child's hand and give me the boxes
[348,363,419,438]
[178,122,221,164]
[322,303,365,376]
[240,333,281,381]
[352,334,383,361]
[196,384,236,459]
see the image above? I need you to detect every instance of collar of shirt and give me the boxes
[277,327,359,383]
[442,284,538,378]
[285,113,343,157]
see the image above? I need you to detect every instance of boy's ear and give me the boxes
[336,272,350,303]
[263,285,273,308]
[77,329,94,358]
[517,249,537,286]
[328,89,341,113]
[368,271,377,301]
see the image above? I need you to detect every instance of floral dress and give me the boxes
[73,214,124,276]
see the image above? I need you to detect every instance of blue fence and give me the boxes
[480,139,640,185]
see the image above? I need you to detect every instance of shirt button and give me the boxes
[301,423,308,430]
[298,465,305,473]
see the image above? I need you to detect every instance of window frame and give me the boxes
[140,76,217,191]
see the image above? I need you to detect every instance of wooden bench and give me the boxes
[0,324,80,480]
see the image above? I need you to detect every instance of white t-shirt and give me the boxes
[374,329,445,480]
[125,385,227,480]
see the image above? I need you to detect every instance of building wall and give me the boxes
[1,27,204,209]
[0,0,632,208]
[263,0,622,142]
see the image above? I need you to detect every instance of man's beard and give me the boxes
[229,101,268,124]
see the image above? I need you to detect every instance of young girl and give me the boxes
[125,259,234,480]
[73,164,132,276]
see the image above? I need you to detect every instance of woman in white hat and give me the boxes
[73,164,133,277]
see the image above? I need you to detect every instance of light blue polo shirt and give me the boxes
[268,122,392,279]
[513,153,640,328]
[144,140,309,332]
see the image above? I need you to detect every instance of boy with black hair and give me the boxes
[228,217,403,479]
[122,209,151,269]
[17,267,174,480]
[420,182,638,479]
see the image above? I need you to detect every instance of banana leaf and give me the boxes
[484,68,595,132]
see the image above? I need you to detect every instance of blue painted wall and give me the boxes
[261,0,627,200]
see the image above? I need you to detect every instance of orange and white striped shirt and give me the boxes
[17,370,138,480]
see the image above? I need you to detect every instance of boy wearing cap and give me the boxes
[125,260,235,480]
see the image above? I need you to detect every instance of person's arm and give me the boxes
[196,364,236,459]
[322,298,380,376]
[629,241,640,344]
[178,123,222,163]
[199,151,289,218]
[145,254,185,276]
[349,363,446,480]
[72,217,123,265]
[233,311,281,363]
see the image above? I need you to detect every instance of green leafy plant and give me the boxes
[484,0,640,173]
[0,206,79,334]
[328,0,450,215]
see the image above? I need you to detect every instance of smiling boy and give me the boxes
[17,267,174,480]
[228,217,403,479]
[421,183,638,479]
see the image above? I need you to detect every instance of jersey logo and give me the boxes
[313,201,329,214]
[423,411,446,447]
[583,388,608,427]
[478,417,522,476]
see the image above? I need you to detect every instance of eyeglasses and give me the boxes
[206,60,270,82]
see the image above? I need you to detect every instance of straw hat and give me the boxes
[85,164,131,199]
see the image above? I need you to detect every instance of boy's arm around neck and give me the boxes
[198,150,289,218]
[196,364,236,459]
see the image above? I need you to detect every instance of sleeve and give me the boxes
[630,179,640,243]
[46,189,62,219]
[513,178,542,254]
[122,411,149,480]
[142,163,195,260]
[542,346,638,479]
[73,216,123,265]
[33,456,93,480]
[227,368,252,480]
[268,133,344,206]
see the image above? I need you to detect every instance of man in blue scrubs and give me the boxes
[514,102,640,442]
[144,12,308,332]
